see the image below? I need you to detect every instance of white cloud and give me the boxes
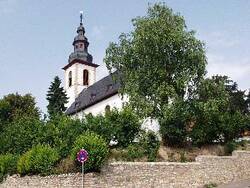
[206,53,250,90]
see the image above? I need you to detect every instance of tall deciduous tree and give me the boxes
[104,3,207,118]
[46,76,68,117]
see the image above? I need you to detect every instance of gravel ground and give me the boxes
[218,179,250,188]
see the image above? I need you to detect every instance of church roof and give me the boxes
[65,72,120,115]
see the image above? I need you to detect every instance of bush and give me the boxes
[53,156,78,174]
[40,115,85,158]
[125,131,160,162]
[0,116,43,155]
[189,101,247,146]
[106,107,141,147]
[85,114,112,143]
[0,154,18,182]
[126,144,145,161]
[84,107,141,148]
[139,131,160,161]
[160,100,189,146]
[224,141,237,155]
[71,131,109,172]
[17,144,59,175]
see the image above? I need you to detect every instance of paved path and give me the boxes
[218,179,250,188]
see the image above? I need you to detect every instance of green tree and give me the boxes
[0,116,43,154]
[0,93,40,131]
[189,76,247,145]
[104,3,207,118]
[46,76,68,117]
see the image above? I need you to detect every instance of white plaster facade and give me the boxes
[65,63,97,108]
[73,93,126,118]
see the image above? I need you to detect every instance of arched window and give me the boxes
[68,71,72,87]
[105,105,111,114]
[83,69,89,86]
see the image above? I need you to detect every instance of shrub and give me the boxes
[39,115,86,159]
[105,107,141,147]
[189,101,247,146]
[17,144,59,175]
[180,151,187,162]
[204,182,218,188]
[85,107,141,148]
[125,131,160,162]
[139,131,160,161]
[0,116,43,155]
[0,154,18,182]
[53,156,78,174]
[71,131,109,172]
[126,144,144,161]
[85,114,112,143]
[160,100,189,146]
[224,141,237,155]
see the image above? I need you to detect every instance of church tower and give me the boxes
[63,12,99,108]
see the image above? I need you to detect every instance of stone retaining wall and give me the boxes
[1,150,250,188]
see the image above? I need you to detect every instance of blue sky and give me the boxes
[0,0,249,113]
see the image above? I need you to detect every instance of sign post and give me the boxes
[77,149,88,188]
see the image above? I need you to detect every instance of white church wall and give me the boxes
[64,65,77,108]
[74,93,126,118]
[72,93,160,134]
[65,63,97,108]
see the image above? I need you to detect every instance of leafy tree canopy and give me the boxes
[0,93,40,131]
[46,76,68,118]
[104,3,207,118]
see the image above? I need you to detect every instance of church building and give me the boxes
[63,14,125,117]
[63,14,159,133]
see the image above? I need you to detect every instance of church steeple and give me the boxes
[63,11,99,108]
[65,11,97,66]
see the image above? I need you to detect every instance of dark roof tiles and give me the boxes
[66,72,120,115]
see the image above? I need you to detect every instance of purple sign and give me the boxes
[77,149,88,163]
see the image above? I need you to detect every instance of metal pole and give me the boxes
[82,162,84,188]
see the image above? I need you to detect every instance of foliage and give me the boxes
[180,151,187,162]
[189,77,247,145]
[105,107,141,147]
[17,144,59,175]
[84,114,112,143]
[139,131,160,161]
[104,3,207,119]
[85,107,141,147]
[0,116,43,155]
[46,76,68,118]
[0,93,40,131]
[224,141,238,155]
[0,154,18,182]
[126,131,160,162]
[126,144,145,161]
[53,156,78,174]
[204,183,218,188]
[71,131,109,172]
[160,76,248,146]
[160,99,190,146]
[39,115,85,158]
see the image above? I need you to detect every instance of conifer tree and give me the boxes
[46,76,68,117]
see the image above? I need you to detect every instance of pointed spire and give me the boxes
[80,11,83,25]
[68,11,94,65]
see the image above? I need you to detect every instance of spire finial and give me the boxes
[80,11,83,25]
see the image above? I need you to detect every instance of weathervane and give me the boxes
[80,11,83,24]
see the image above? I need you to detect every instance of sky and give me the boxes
[0,0,249,113]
